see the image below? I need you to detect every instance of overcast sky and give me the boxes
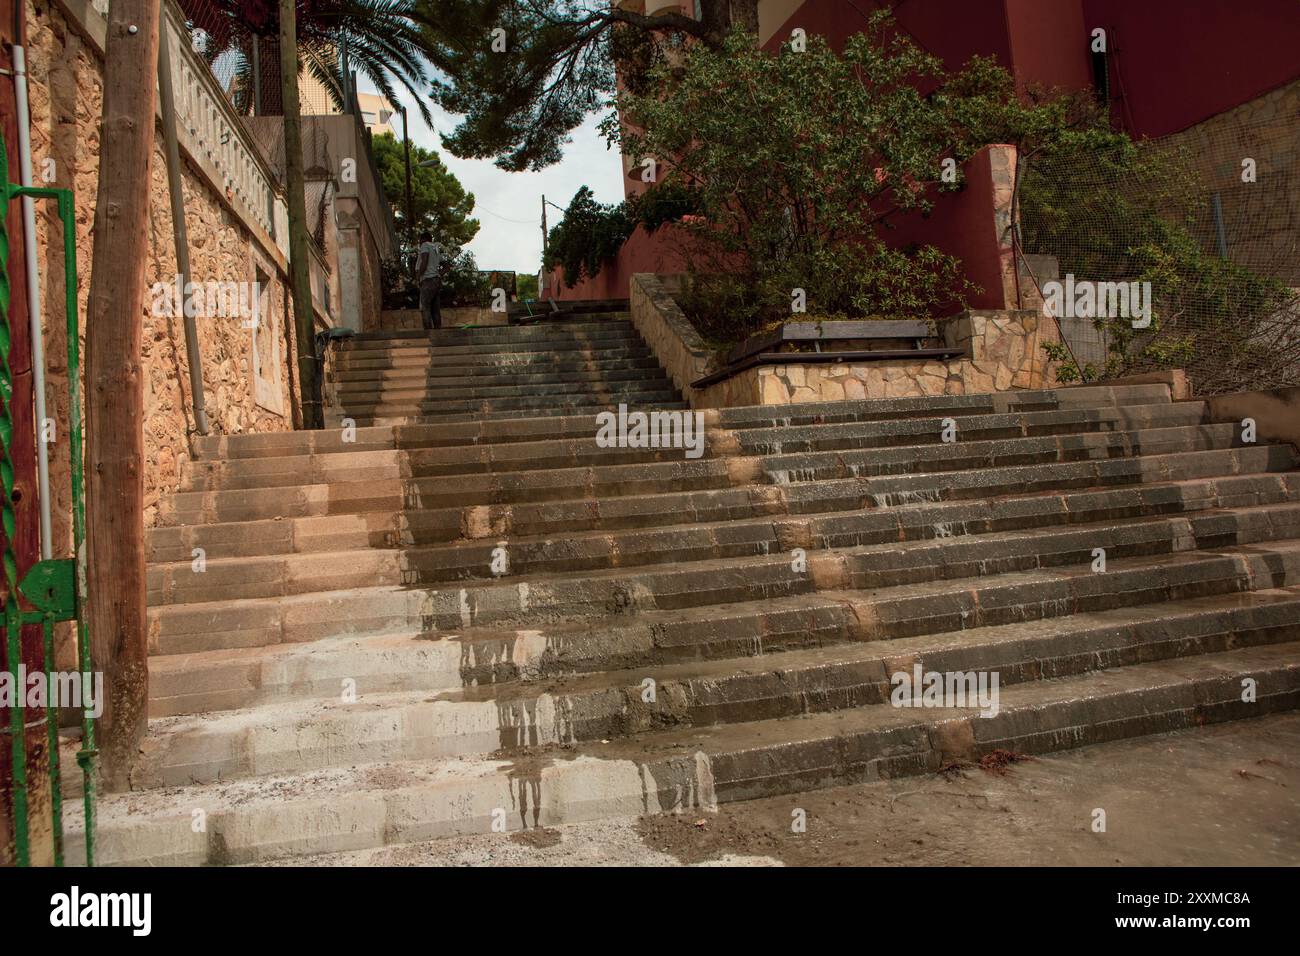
[360,79,626,275]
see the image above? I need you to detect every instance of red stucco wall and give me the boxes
[1082,0,1300,137]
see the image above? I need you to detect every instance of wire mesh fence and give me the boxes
[1015,111,1300,395]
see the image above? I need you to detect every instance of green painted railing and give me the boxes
[0,129,95,866]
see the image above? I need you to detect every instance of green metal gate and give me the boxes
[0,128,96,866]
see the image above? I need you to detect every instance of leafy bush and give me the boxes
[544,187,634,288]
[615,15,1049,340]
[1020,130,1299,393]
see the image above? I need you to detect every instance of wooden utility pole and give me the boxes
[279,0,320,429]
[83,0,160,791]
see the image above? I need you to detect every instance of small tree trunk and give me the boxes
[279,0,321,429]
[84,0,160,791]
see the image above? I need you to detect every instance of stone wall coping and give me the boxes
[55,0,291,273]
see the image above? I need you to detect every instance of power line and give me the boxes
[473,203,541,225]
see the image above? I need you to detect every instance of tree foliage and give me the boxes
[370,131,480,263]
[617,15,1053,340]
[416,0,756,171]
[1021,131,1299,392]
[543,187,633,287]
[181,0,439,124]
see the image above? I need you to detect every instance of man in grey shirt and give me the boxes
[415,231,442,331]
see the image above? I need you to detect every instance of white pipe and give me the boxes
[12,45,53,560]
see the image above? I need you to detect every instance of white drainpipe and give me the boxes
[11,44,53,560]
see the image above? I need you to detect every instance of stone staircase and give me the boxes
[68,307,1300,864]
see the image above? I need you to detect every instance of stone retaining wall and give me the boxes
[629,273,1062,408]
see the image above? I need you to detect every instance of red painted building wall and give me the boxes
[1081,0,1300,137]
[556,0,1300,303]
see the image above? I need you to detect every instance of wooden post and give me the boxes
[83,0,160,791]
[279,0,320,429]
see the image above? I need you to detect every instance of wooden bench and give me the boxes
[692,320,966,388]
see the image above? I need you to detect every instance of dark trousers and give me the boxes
[419,278,442,330]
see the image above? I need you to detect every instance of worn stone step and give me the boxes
[145,508,1300,655]
[711,384,1175,428]
[731,401,1209,455]
[333,369,674,398]
[145,496,1300,606]
[195,384,1168,463]
[330,359,669,390]
[323,401,693,429]
[147,592,858,716]
[69,642,1300,864]
[333,344,658,372]
[165,431,1291,528]
[336,324,641,352]
[147,468,1300,567]
[176,415,1248,497]
[161,457,741,526]
[858,541,1300,639]
[760,420,1250,483]
[132,588,1300,787]
[335,381,684,411]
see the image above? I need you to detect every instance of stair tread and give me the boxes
[85,640,1300,828]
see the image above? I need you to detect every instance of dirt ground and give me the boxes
[286,713,1300,867]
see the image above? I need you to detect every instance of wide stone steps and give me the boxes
[145,475,1300,605]
[145,504,1300,652]
[70,640,1300,864]
[177,400,1212,494]
[333,372,677,402]
[110,314,1300,865]
[333,345,658,374]
[334,382,684,415]
[190,383,1173,463]
[170,417,1258,505]
[146,453,1300,563]
[130,585,1300,789]
[330,358,670,390]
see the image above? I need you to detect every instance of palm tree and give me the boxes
[181,0,437,125]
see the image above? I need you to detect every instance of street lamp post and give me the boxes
[400,105,415,275]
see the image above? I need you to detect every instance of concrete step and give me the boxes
[70,641,1300,864]
[132,588,1300,787]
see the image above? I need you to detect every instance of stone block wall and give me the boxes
[27,0,301,538]
[630,273,1061,408]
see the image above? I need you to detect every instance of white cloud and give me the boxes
[360,79,625,275]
